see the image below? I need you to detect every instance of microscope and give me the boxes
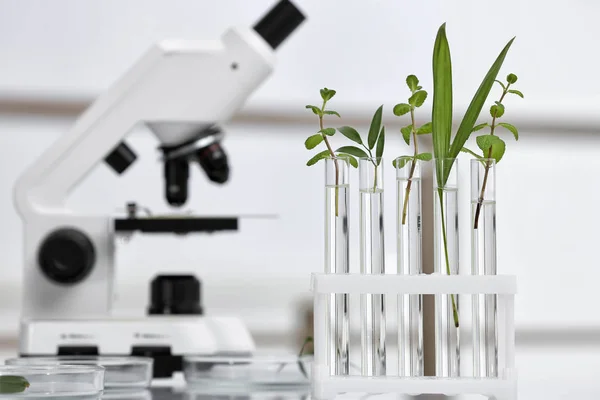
[13,0,305,378]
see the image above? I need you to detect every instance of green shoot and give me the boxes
[392,74,432,225]
[462,73,523,229]
[305,88,354,216]
[0,376,30,394]
[431,23,515,328]
[336,106,386,192]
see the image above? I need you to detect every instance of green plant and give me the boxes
[432,23,515,327]
[0,376,29,393]
[462,74,523,229]
[305,88,358,216]
[392,75,433,225]
[335,106,386,192]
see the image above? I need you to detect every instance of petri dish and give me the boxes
[0,365,104,399]
[5,357,152,391]
[183,354,313,389]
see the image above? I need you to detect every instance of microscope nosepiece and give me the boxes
[254,0,305,50]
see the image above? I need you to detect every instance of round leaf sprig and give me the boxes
[461,73,523,229]
[392,75,433,225]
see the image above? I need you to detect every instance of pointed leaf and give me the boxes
[320,88,336,102]
[416,122,432,134]
[508,89,524,98]
[409,90,428,108]
[406,75,419,92]
[415,152,432,161]
[393,103,411,116]
[337,126,363,144]
[490,137,506,162]
[472,123,489,132]
[401,125,413,145]
[376,127,385,164]
[336,146,369,158]
[0,376,30,394]
[448,37,515,176]
[368,105,384,149]
[337,153,358,168]
[495,80,507,90]
[392,156,414,169]
[319,127,335,136]
[306,150,331,166]
[304,134,323,150]
[323,110,341,117]
[497,122,519,140]
[461,147,483,159]
[432,23,453,186]
[305,105,323,116]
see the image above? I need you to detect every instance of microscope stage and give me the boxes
[114,216,238,234]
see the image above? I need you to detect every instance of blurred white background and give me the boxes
[1,0,600,398]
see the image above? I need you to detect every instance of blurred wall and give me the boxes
[1,0,600,398]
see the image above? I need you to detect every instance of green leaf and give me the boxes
[406,75,419,92]
[320,88,336,102]
[506,73,518,84]
[497,122,519,140]
[337,153,358,168]
[432,23,453,186]
[461,147,483,159]
[476,134,503,153]
[447,36,515,179]
[368,105,384,149]
[336,146,369,158]
[376,127,385,164]
[393,103,411,116]
[0,376,30,394]
[416,122,432,134]
[337,126,363,144]
[304,134,323,150]
[416,85,423,90]
[392,156,414,169]
[305,105,322,116]
[490,137,506,162]
[508,89,524,98]
[472,123,489,132]
[401,125,413,145]
[409,90,428,108]
[495,80,507,90]
[306,150,331,166]
[490,103,505,118]
[319,127,336,136]
[415,152,432,161]
[323,110,341,117]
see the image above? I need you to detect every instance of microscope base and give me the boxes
[19,316,255,377]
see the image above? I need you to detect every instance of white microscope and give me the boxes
[13,0,305,377]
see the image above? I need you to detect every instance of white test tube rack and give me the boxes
[311,273,517,400]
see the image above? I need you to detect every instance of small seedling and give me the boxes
[305,88,358,216]
[335,106,386,192]
[0,375,30,394]
[392,74,433,225]
[461,73,523,229]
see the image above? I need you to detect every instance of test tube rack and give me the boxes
[311,273,517,400]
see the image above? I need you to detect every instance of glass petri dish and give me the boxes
[0,365,104,399]
[183,354,312,389]
[5,357,152,391]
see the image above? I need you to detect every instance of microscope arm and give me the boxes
[14,27,276,220]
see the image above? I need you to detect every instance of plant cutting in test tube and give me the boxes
[305,88,359,216]
[431,23,515,327]
[392,75,433,224]
[461,74,523,229]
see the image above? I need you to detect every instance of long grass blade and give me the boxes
[432,23,453,188]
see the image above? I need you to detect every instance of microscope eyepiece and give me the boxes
[254,0,305,50]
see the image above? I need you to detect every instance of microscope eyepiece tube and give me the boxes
[253,0,305,50]
[164,158,189,207]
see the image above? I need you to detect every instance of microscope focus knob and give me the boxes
[38,228,96,285]
[148,275,203,315]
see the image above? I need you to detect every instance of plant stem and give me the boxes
[401,108,420,225]
[438,188,460,328]
[473,85,510,229]
[320,101,339,216]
